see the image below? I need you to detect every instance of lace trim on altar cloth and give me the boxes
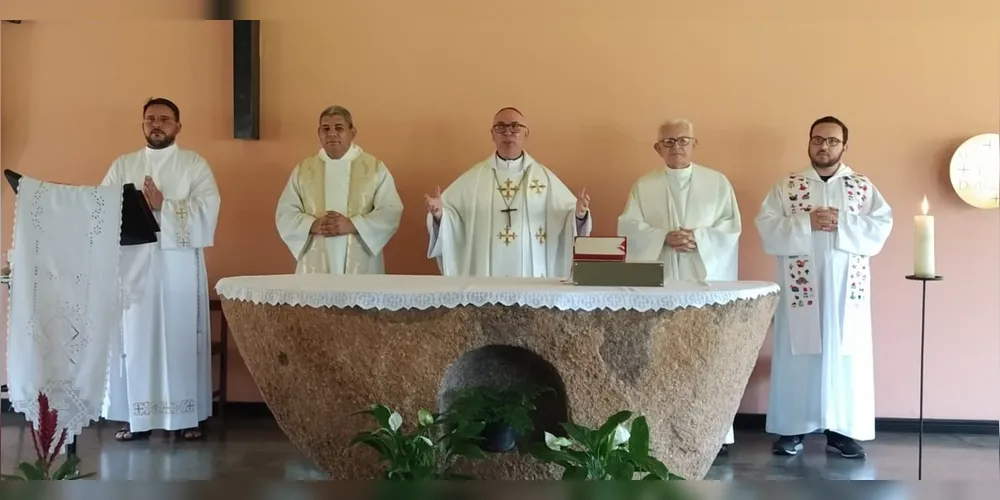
[215,275,781,312]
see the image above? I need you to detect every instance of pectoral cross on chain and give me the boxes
[501,207,517,228]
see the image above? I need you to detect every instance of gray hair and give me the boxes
[319,105,354,128]
[657,118,694,137]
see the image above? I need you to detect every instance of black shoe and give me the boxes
[824,431,866,459]
[772,435,805,456]
[717,444,729,457]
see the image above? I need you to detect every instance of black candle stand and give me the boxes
[904,274,941,480]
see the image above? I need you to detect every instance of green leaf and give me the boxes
[561,466,588,480]
[17,462,45,480]
[667,472,686,480]
[628,416,650,458]
[450,442,486,460]
[637,456,671,480]
[607,461,636,480]
[368,405,393,429]
[348,433,394,459]
[561,422,594,449]
[52,455,81,480]
[596,411,633,442]
[453,419,486,439]
[68,472,97,480]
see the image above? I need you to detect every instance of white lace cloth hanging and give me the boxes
[215,274,780,312]
[6,176,123,442]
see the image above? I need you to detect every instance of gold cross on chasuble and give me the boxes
[535,226,546,244]
[498,179,519,200]
[498,226,517,245]
[529,178,547,194]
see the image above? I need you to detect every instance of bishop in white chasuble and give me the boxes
[99,98,221,441]
[617,119,741,451]
[755,117,893,459]
[276,106,403,274]
[425,107,591,278]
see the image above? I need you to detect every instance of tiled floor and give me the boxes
[2,414,997,481]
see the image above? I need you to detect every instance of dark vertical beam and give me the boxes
[207,0,235,20]
[232,20,260,140]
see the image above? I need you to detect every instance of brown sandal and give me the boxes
[114,427,151,441]
[180,427,203,440]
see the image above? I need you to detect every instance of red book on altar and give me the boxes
[573,236,627,262]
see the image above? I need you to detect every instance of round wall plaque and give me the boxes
[949,133,999,210]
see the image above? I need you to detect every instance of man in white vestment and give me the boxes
[275,105,403,274]
[100,97,222,441]
[425,107,592,278]
[755,116,893,459]
[617,118,742,456]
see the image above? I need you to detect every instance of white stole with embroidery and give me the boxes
[780,169,875,355]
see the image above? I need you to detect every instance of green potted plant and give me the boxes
[529,410,684,480]
[1,392,95,480]
[439,383,553,453]
[348,404,486,480]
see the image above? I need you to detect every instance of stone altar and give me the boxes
[215,274,779,480]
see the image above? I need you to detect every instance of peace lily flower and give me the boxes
[613,424,630,447]
[544,432,575,451]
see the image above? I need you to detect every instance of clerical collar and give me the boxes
[665,164,693,176]
[320,143,360,162]
[494,152,525,170]
[145,142,177,160]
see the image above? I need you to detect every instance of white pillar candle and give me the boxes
[913,195,935,278]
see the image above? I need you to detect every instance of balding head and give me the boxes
[491,107,529,159]
[654,118,697,169]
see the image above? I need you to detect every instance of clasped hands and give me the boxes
[310,211,356,237]
[810,207,839,232]
[666,228,697,252]
[142,175,164,211]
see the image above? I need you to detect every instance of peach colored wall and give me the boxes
[2,10,998,420]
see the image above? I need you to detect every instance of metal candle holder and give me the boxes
[904,274,942,480]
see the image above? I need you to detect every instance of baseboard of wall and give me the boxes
[2,399,996,435]
[733,412,999,435]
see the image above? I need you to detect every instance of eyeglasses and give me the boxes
[810,136,843,147]
[144,116,176,126]
[657,137,695,148]
[493,122,526,134]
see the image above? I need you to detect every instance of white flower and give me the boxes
[612,424,630,446]
[416,436,433,447]
[545,432,575,451]
[388,412,403,432]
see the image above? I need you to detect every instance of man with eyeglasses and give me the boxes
[275,105,403,275]
[425,107,591,277]
[617,118,742,456]
[755,115,893,459]
[100,97,221,443]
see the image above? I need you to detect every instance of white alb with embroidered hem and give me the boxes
[98,143,221,432]
[6,176,124,445]
[215,274,778,311]
[427,152,592,279]
[755,164,893,441]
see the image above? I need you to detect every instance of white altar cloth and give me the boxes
[215,274,779,312]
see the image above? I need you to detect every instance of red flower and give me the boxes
[31,392,68,471]
[799,185,807,191]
